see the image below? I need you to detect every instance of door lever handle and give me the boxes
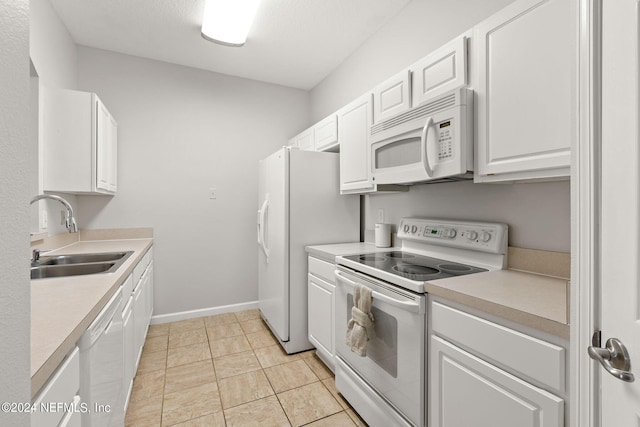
[588,337,635,382]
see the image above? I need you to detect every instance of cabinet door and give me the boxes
[313,115,338,152]
[295,128,314,151]
[372,70,411,124]
[412,35,467,107]
[473,0,574,182]
[338,93,376,194]
[95,98,117,193]
[308,274,335,361]
[122,296,134,407]
[430,335,563,427]
[133,281,146,367]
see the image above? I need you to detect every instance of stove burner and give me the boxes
[359,255,386,262]
[386,251,415,259]
[438,264,473,272]
[392,263,439,280]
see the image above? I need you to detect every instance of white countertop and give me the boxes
[306,242,399,262]
[31,238,153,398]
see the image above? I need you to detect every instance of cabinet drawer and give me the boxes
[308,256,336,283]
[122,274,134,303]
[372,69,411,124]
[133,249,152,284]
[32,347,80,427]
[431,301,565,392]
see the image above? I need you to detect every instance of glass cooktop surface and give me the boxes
[342,251,487,282]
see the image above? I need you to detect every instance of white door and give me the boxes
[596,0,640,423]
[257,148,289,342]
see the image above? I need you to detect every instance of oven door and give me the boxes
[334,266,426,426]
[370,103,469,185]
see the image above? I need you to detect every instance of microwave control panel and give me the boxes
[436,120,454,161]
[397,218,508,255]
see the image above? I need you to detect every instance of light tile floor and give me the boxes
[125,309,368,427]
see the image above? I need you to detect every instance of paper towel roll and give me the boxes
[375,223,391,248]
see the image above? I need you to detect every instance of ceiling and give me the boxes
[49,0,412,90]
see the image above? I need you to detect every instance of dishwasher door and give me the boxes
[79,288,124,427]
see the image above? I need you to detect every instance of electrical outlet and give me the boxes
[377,209,385,223]
[41,210,48,229]
[209,187,217,200]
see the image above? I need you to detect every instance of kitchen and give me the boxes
[0,0,637,426]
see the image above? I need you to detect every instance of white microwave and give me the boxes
[370,87,473,185]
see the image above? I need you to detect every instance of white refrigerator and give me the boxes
[257,147,359,354]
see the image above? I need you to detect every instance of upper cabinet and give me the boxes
[372,70,411,124]
[44,88,118,194]
[338,93,376,194]
[313,114,339,152]
[288,114,338,153]
[472,0,575,182]
[411,35,468,107]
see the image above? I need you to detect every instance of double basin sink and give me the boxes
[31,251,134,279]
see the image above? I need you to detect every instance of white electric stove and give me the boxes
[334,218,508,427]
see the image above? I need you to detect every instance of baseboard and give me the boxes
[150,300,259,325]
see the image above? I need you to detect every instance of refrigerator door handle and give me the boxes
[258,197,270,260]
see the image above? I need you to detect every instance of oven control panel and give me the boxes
[397,218,508,254]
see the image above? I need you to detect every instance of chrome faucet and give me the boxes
[30,194,78,233]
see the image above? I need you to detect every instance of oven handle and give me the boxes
[335,270,422,313]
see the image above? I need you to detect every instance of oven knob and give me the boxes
[480,231,491,242]
[467,230,478,240]
[411,225,418,234]
[445,229,457,238]
[403,224,410,233]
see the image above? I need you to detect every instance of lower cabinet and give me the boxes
[428,297,567,427]
[307,255,337,371]
[31,347,81,427]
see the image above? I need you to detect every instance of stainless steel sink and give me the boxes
[31,251,134,280]
[37,251,131,266]
[31,263,116,279]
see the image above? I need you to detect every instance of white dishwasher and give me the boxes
[79,287,124,427]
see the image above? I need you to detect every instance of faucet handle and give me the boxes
[32,249,41,263]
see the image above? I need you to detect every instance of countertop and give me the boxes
[31,238,153,398]
[306,242,569,340]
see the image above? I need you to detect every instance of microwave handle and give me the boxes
[421,117,434,177]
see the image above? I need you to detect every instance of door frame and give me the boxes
[572,0,601,426]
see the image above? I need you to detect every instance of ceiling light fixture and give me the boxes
[201,0,262,47]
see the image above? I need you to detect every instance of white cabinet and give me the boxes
[338,93,376,194]
[472,0,575,182]
[313,115,339,152]
[307,256,337,371]
[122,247,153,415]
[429,299,566,427]
[372,70,411,124]
[121,276,135,411]
[411,35,468,107]
[43,88,118,194]
[291,127,314,151]
[288,115,339,152]
[32,347,81,427]
[430,336,564,427]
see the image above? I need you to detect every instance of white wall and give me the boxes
[366,181,571,252]
[30,0,79,236]
[76,47,309,316]
[0,0,32,423]
[310,0,571,252]
[310,0,516,121]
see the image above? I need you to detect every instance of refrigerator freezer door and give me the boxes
[258,148,289,342]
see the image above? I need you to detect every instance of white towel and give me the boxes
[345,284,375,356]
